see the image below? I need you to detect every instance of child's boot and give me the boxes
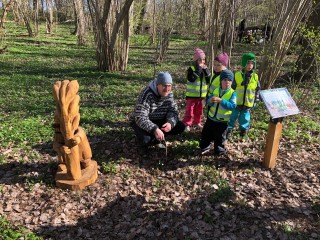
[240,129,247,137]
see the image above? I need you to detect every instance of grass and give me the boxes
[0,21,319,238]
[1,22,318,152]
[0,215,42,240]
[278,223,307,240]
[208,179,235,204]
[100,161,118,175]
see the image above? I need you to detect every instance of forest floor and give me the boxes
[0,26,319,239]
[1,125,319,239]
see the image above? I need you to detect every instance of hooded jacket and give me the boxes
[129,79,179,133]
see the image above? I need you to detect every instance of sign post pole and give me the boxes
[263,118,283,169]
[260,88,300,169]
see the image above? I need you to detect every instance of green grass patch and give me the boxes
[0,215,42,240]
[100,161,118,175]
[208,179,235,204]
[278,223,306,240]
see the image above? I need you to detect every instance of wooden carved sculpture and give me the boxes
[52,80,98,190]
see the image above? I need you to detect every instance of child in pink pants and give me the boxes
[183,48,211,131]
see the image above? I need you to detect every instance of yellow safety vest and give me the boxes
[208,88,234,122]
[207,74,220,97]
[234,71,258,107]
[186,66,208,98]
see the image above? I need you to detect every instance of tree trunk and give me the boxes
[258,0,313,89]
[135,0,148,34]
[33,0,39,36]
[155,1,173,63]
[183,0,192,35]
[157,28,172,63]
[207,0,220,72]
[16,0,33,37]
[295,1,320,80]
[87,0,96,34]
[151,0,156,44]
[73,0,87,45]
[90,0,134,72]
[119,5,131,70]
[0,0,14,30]
[199,0,206,39]
[46,0,54,34]
[221,0,235,66]
[12,1,22,24]
[40,0,45,18]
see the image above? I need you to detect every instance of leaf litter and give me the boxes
[0,134,319,240]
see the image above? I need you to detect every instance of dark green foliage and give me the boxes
[0,215,42,240]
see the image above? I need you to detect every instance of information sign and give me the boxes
[260,88,300,119]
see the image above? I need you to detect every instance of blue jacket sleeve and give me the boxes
[220,92,237,110]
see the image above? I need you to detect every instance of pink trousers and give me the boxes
[183,98,204,126]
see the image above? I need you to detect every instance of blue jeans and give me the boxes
[228,107,251,131]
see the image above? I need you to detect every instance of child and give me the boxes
[183,48,211,132]
[227,52,260,137]
[199,69,237,156]
[205,52,229,114]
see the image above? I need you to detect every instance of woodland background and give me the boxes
[0,0,319,239]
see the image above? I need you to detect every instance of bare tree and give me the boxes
[33,0,39,36]
[295,1,320,80]
[151,0,156,44]
[73,0,87,45]
[55,0,76,22]
[259,0,313,89]
[16,0,34,36]
[207,0,221,72]
[220,0,236,64]
[155,1,171,62]
[88,0,134,71]
[201,0,213,40]
[154,0,184,63]
[0,0,15,30]
[119,5,131,69]
[134,0,148,34]
[46,0,54,34]
[182,0,192,35]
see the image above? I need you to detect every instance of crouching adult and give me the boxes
[130,72,185,155]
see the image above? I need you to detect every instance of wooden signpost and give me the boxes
[260,88,300,169]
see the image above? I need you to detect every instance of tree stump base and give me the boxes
[55,160,98,190]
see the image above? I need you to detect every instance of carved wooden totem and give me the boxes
[52,80,98,190]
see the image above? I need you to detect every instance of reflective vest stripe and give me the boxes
[209,75,220,93]
[186,66,208,98]
[188,82,202,86]
[208,88,234,121]
[234,72,258,107]
[187,89,208,94]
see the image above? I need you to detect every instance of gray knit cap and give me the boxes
[156,72,173,85]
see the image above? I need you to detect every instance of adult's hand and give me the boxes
[154,128,165,141]
[161,122,172,133]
